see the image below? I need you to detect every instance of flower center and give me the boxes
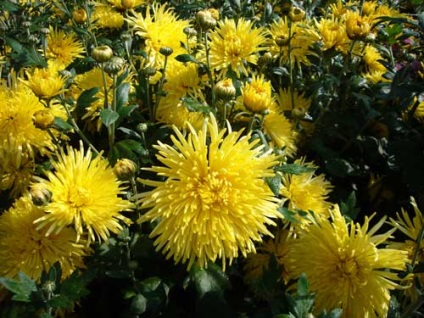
[67,186,90,208]
[197,172,232,209]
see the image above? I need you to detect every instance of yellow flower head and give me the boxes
[280,158,333,224]
[92,4,125,29]
[285,205,408,318]
[107,0,145,10]
[126,4,189,68]
[46,27,84,69]
[244,228,292,283]
[0,139,34,198]
[362,45,387,74]
[32,143,133,243]
[268,17,320,67]
[389,197,424,301]
[209,18,266,77]
[345,10,371,40]
[22,64,67,100]
[316,17,351,53]
[263,109,298,157]
[240,74,274,113]
[0,82,66,155]
[137,114,281,270]
[277,88,311,114]
[0,195,90,281]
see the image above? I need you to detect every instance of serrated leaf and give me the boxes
[100,109,119,127]
[53,117,73,132]
[0,272,37,302]
[275,164,315,175]
[175,54,199,63]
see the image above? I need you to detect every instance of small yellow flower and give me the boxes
[32,143,133,243]
[92,4,125,29]
[345,11,371,40]
[240,75,274,113]
[137,114,281,270]
[209,18,266,77]
[315,17,351,53]
[46,27,85,68]
[22,65,67,100]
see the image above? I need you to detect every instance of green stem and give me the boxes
[108,74,117,150]
[204,31,216,111]
[154,56,169,120]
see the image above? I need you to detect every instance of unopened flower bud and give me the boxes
[196,10,217,30]
[40,27,50,35]
[275,35,289,47]
[103,56,125,75]
[214,79,236,101]
[28,34,39,44]
[121,0,136,9]
[22,21,32,29]
[73,8,87,24]
[258,52,273,66]
[207,8,220,21]
[91,45,114,63]
[33,109,55,130]
[291,106,306,119]
[30,186,52,206]
[120,32,132,42]
[289,7,305,22]
[143,67,157,77]
[183,27,198,37]
[113,158,137,180]
[137,123,148,133]
[42,281,56,295]
[159,46,173,57]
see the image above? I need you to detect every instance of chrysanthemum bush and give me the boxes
[0,0,424,317]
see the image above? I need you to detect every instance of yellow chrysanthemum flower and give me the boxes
[0,139,34,198]
[46,27,85,69]
[92,4,125,29]
[239,74,274,113]
[315,17,351,53]
[263,109,298,157]
[209,18,266,77]
[0,82,66,156]
[277,88,311,114]
[126,4,189,68]
[107,0,145,10]
[389,197,424,302]
[22,64,67,100]
[268,17,320,67]
[345,10,371,40]
[285,205,408,318]
[362,45,387,74]
[0,195,90,281]
[279,158,333,224]
[244,229,291,283]
[137,114,281,270]
[32,144,133,243]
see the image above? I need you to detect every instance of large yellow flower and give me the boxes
[315,17,351,53]
[209,18,266,77]
[285,205,408,318]
[126,4,189,68]
[32,144,133,243]
[137,115,281,270]
[279,158,333,224]
[0,195,89,281]
[92,3,125,29]
[46,27,85,69]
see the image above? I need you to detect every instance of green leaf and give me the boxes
[130,294,147,315]
[118,104,137,119]
[76,87,100,112]
[1,0,19,12]
[277,207,300,224]
[181,97,211,113]
[266,175,281,196]
[115,82,131,110]
[0,272,37,302]
[191,263,229,298]
[175,54,199,63]
[297,273,309,297]
[100,109,120,127]
[275,164,315,175]
[53,117,73,132]
[5,37,24,53]
[340,191,359,221]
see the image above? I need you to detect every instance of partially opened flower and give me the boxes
[0,195,89,281]
[137,114,281,270]
[32,143,133,243]
[22,64,67,100]
[285,205,408,318]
